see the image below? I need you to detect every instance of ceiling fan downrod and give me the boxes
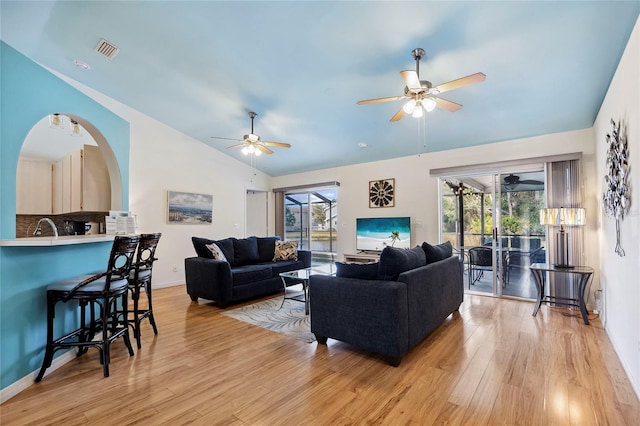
[248,111,257,134]
[411,48,425,78]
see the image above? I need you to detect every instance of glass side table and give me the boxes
[529,263,594,325]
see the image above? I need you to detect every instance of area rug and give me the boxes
[222,291,315,343]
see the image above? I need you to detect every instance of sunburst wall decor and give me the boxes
[369,178,395,208]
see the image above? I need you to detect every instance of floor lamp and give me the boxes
[539,207,585,268]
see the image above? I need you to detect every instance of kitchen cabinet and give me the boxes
[16,158,53,214]
[18,145,110,215]
[53,145,111,213]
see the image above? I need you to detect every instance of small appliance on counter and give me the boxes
[85,222,100,235]
[63,220,88,235]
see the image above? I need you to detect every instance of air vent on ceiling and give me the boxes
[95,39,120,60]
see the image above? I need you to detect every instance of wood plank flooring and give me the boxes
[2,285,638,425]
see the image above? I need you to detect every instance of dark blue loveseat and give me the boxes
[309,242,463,366]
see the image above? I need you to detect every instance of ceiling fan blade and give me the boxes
[434,72,486,94]
[257,145,274,155]
[211,136,243,142]
[520,180,544,185]
[357,96,405,105]
[400,70,421,92]
[226,143,247,149]
[390,107,406,122]
[262,141,291,148]
[434,97,463,112]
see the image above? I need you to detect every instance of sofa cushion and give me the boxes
[421,241,453,264]
[257,236,281,263]
[377,246,426,281]
[213,238,235,265]
[273,241,298,261]
[233,237,259,266]
[270,260,306,275]
[192,237,216,258]
[230,264,273,286]
[335,262,379,280]
[205,243,228,261]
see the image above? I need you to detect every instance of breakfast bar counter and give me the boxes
[0,234,117,247]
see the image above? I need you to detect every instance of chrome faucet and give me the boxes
[33,218,59,237]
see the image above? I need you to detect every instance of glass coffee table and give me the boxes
[279,265,335,315]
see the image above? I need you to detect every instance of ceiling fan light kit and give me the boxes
[357,47,485,122]
[211,111,291,158]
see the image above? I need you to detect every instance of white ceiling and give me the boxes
[2,1,639,176]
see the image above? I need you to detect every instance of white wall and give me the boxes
[50,72,271,288]
[594,16,640,397]
[272,127,598,271]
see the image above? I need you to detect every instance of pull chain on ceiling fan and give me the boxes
[211,111,291,156]
[357,48,486,122]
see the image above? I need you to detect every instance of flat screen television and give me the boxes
[356,217,411,252]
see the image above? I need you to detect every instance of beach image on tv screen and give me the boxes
[356,217,411,251]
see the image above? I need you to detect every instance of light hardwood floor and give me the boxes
[2,285,638,425]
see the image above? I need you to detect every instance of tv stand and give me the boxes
[343,252,380,264]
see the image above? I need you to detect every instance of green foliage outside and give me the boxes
[441,181,546,241]
[285,207,296,227]
[311,204,325,227]
[501,215,521,235]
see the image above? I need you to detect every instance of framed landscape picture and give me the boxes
[167,190,213,224]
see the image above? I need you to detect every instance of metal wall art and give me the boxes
[369,178,395,208]
[602,119,630,256]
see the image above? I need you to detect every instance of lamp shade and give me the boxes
[539,207,585,226]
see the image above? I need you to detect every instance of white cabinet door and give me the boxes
[82,145,111,211]
[16,158,53,214]
[53,150,81,213]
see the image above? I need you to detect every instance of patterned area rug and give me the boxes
[222,291,315,343]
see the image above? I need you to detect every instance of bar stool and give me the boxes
[35,235,140,382]
[128,233,161,349]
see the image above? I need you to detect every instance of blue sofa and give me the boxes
[185,236,311,308]
[309,242,463,366]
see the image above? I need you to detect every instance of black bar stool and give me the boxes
[128,233,161,349]
[35,235,140,382]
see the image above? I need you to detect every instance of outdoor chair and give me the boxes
[468,246,494,286]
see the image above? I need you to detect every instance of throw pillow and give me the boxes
[256,236,281,263]
[233,236,259,266]
[205,243,228,262]
[377,245,426,281]
[273,241,298,261]
[335,262,379,280]
[192,237,216,258]
[213,238,235,265]
[422,241,453,264]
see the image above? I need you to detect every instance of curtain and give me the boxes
[274,191,284,239]
[546,159,584,303]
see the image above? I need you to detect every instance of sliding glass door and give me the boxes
[440,169,546,299]
[284,189,337,265]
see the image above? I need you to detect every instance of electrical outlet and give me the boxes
[172,266,178,273]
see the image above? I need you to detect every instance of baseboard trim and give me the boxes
[0,349,76,404]
[155,281,184,289]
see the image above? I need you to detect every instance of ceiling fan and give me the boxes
[211,111,291,155]
[503,174,544,190]
[357,48,486,122]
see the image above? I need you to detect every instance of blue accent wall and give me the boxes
[0,42,131,389]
